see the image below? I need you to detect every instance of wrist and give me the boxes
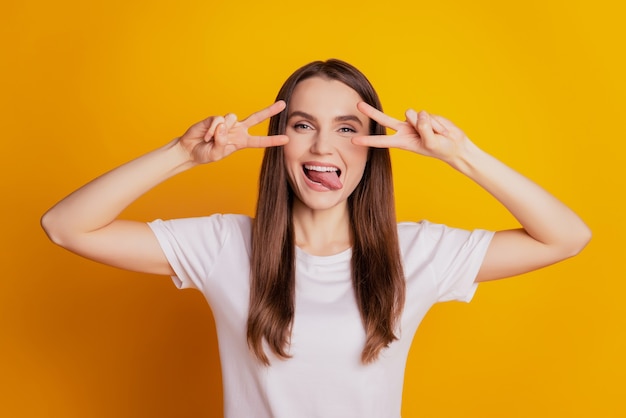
[163,138,199,172]
[446,140,487,176]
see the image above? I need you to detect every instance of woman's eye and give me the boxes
[294,123,312,130]
[339,127,357,133]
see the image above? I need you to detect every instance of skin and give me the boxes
[41,76,591,284]
[283,77,370,255]
[352,103,591,281]
[40,101,288,276]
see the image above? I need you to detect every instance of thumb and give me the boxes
[405,108,419,127]
[213,123,229,145]
[428,114,449,136]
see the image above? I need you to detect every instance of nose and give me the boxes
[310,131,333,155]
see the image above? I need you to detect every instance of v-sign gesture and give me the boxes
[179,100,289,164]
[353,101,591,282]
[41,100,289,276]
[352,102,471,165]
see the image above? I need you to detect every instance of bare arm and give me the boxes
[41,101,288,275]
[354,103,591,282]
[446,139,591,282]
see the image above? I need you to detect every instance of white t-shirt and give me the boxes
[148,214,494,418]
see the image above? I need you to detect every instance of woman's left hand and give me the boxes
[353,102,471,165]
[354,103,591,283]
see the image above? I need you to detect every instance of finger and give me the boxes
[416,110,434,135]
[415,111,441,148]
[417,111,449,136]
[351,134,394,149]
[213,122,229,146]
[430,114,457,131]
[223,113,238,130]
[241,100,286,128]
[356,102,404,131]
[246,134,290,148]
[405,108,418,127]
[205,116,225,142]
[429,116,448,136]
[406,108,448,136]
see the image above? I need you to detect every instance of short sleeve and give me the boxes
[400,221,494,303]
[147,214,235,290]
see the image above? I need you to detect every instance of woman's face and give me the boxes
[283,76,370,212]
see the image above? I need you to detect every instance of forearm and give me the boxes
[352,105,591,279]
[451,141,591,254]
[41,139,195,245]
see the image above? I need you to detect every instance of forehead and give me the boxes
[289,77,363,114]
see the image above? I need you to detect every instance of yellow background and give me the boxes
[2,0,624,416]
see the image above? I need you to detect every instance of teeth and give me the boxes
[304,165,338,172]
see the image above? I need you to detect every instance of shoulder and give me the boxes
[397,220,447,245]
[397,220,494,257]
[149,213,251,229]
[148,214,252,245]
[397,220,494,302]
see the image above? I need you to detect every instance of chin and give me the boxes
[293,193,349,212]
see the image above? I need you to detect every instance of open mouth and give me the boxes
[303,164,343,190]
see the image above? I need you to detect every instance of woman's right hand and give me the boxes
[41,101,289,275]
[179,100,289,164]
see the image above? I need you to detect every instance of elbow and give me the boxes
[40,209,67,247]
[564,223,592,258]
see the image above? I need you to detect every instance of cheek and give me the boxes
[282,144,303,182]
[346,144,370,167]
[282,141,300,164]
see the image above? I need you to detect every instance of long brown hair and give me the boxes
[248,59,405,365]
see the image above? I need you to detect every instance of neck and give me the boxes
[292,199,352,256]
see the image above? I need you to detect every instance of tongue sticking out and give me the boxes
[306,169,343,190]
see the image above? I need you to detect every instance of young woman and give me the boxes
[41,59,591,417]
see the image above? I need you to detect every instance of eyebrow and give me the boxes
[288,111,364,127]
